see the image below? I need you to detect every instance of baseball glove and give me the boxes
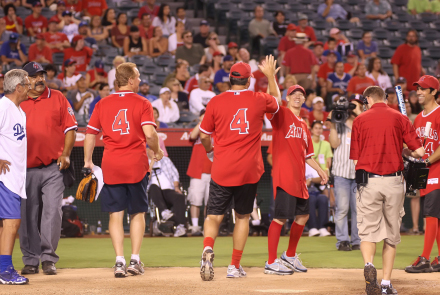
[76,168,97,203]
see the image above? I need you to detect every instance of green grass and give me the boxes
[12,235,430,269]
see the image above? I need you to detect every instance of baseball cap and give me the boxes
[287,85,306,96]
[78,21,88,28]
[396,76,407,84]
[213,51,224,57]
[327,50,338,57]
[228,42,238,49]
[64,59,76,67]
[413,75,440,90]
[9,32,19,42]
[349,94,364,105]
[33,2,42,7]
[72,35,84,43]
[49,16,59,24]
[35,33,44,40]
[312,96,324,104]
[223,55,234,62]
[62,10,72,16]
[159,87,171,95]
[130,25,139,32]
[294,32,308,42]
[95,60,104,72]
[330,28,340,35]
[286,23,296,31]
[200,20,209,26]
[298,13,308,21]
[230,62,253,79]
[57,0,66,5]
[140,79,149,86]
[385,87,395,94]
[314,41,324,47]
[23,62,47,76]
[347,51,356,57]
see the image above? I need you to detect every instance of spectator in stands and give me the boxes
[189,75,215,115]
[391,29,423,91]
[323,37,342,62]
[184,64,211,94]
[168,21,185,55]
[174,7,188,29]
[226,42,239,62]
[0,32,26,66]
[44,19,70,53]
[1,0,20,7]
[82,0,107,17]
[310,116,333,178]
[85,60,107,90]
[302,88,316,112]
[313,41,326,65]
[63,35,93,72]
[88,16,108,47]
[213,55,233,93]
[209,51,222,80]
[204,32,225,63]
[138,0,159,19]
[166,77,189,110]
[139,13,154,40]
[44,64,63,90]
[365,0,392,20]
[346,63,375,96]
[238,48,258,73]
[88,82,109,118]
[101,8,116,30]
[404,99,416,123]
[318,50,338,99]
[28,33,53,64]
[356,31,378,62]
[248,5,272,55]
[50,0,66,24]
[78,21,98,50]
[65,0,82,14]
[308,96,329,126]
[111,12,129,49]
[408,0,432,15]
[385,87,399,111]
[137,79,157,103]
[124,25,148,57]
[193,20,210,48]
[277,24,296,66]
[164,60,190,88]
[107,55,124,91]
[408,90,422,114]
[327,61,351,97]
[61,10,78,42]
[281,74,298,101]
[148,26,168,58]
[176,31,206,66]
[0,18,7,46]
[318,0,359,23]
[3,4,23,34]
[152,4,175,36]
[296,14,317,42]
[252,56,279,93]
[271,11,288,38]
[344,52,358,77]
[153,107,168,128]
[325,28,350,52]
[68,75,95,126]
[152,87,180,124]
[58,59,80,90]
[366,57,392,91]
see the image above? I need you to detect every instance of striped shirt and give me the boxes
[148,156,179,191]
[332,124,356,179]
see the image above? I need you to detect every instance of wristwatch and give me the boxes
[425,158,431,167]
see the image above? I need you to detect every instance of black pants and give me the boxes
[148,184,186,225]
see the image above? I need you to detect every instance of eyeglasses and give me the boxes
[184,35,193,38]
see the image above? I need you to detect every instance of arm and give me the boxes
[27,27,35,37]
[123,37,131,57]
[111,35,122,48]
[83,133,96,169]
[142,124,164,161]
[427,145,440,164]
[199,54,206,65]
[259,55,281,104]
[215,82,230,93]
[392,63,399,80]
[21,0,33,9]
[358,49,366,60]
[73,93,92,111]
[321,4,332,17]
[328,120,341,148]
[57,129,76,170]
[327,80,344,94]
[200,132,213,152]
[140,38,149,56]
[18,44,27,63]
[189,122,201,140]
[305,158,328,185]
[267,154,272,166]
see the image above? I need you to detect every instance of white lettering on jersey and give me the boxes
[285,123,303,139]
[428,178,439,185]
[416,126,439,141]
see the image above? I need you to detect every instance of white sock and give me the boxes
[365,262,374,267]
[381,279,390,286]
[192,217,199,227]
[131,254,140,263]
[116,256,126,265]
[251,219,260,226]
[203,246,212,252]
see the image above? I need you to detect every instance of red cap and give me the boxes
[228,42,238,49]
[287,23,296,31]
[49,16,59,24]
[72,35,84,43]
[35,33,44,40]
[213,51,224,57]
[314,41,324,47]
[287,85,306,96]
[413,75,440,90]
[230,62,253,79]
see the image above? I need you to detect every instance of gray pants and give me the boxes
[19,163,64,266]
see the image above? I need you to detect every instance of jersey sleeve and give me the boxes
[86,101,101,134]
[349,117,360,160]
[402,115,423,151]
[60,94,78,133]
[305,128,314,158]
[199,100,214,135]
[260,92,279,115]
[141,99,157,128]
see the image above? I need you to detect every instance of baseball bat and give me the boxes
[395,85,407,116]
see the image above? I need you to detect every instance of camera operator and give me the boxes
[328,95,364,252]
[350,86,424,295]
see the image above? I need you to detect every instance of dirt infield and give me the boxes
[1,267,439,295]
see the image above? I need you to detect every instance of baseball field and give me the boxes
[2,235,439,294]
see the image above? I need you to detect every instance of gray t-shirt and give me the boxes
[46,78,63,90]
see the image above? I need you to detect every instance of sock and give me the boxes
[286,222,305,257]
[116,256,126,265]
[192,218,199,227]
[131,254,140,263]
[421,217,438,260]
[251,219,261,226]
[365,262,374,267]
[267,221,283,264]
[381,279,390,286]
[203,237,215,250]
[0,255,12,272]
[437,219,440,257]
[231,249,243,269]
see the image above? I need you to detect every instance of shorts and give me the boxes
[188,174,211,206]
[421,189,440,219]
[206,179,258,215]
[100,173,149,215]
[274,187,309,220]
[0,181,21,219]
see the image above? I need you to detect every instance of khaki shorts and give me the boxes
[356,175,405,246]
[188,174,211,206]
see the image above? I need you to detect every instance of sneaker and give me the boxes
[364,264,381,295]
[200,247,214,281]
[127,259,144,275]
[381,283,398,294]
[190,225,203,236]
[264,259,294,275]
[308,228,320,237]
[113,262,127,278]
[352,244,361,251]
[174,224,187,237]
[0,265,29,285]
[161,209,174,222]
[226,265,246,278]
[338,241,352,251]
[42,261,57,275]
[152,220,163,236]
[319,228,331,237]
[431,256,440,272]
[404,256,433,273]
[280,252,307,272]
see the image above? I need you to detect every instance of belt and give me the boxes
[35,160,57,169]
[368,171,402,178]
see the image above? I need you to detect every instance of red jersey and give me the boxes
[184,74,212,96]
[296,26,317,42]
[317,63,334,80]
[347,76,376,95]
[308,111,329,123]
[24,14,48,35]
[63,47,93,72]
[138,4,160,19]
[81,0,107,16]
[391,44,422,91]
[20,87,77,168]
[139,25,154,40]
[86,91,157,184]
[277,36,296,53]
[186,136,212,179]
[252,70,280,93]
[414,105,440,196]
[4,16,23,33]
[282,45,317,74]
[200,90,279,186]
[66,0,83,13]
[43,32,69,53]
[28,44,53,63]
[344,63,353,74]
[267,106,314,199]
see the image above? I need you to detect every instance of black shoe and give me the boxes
[21,265,39,275]
[338,241,352,251]
[42,261,57,275]
[404,256,433,273]
[432,256,440,272]
[381,283,398,294]
[351,244,360,250]
[364,264,381,295]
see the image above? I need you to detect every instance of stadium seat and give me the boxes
[214,2,234,30]
[359,20,380,31]
[421,56,435,69]
[129,55,152,67]
[53,53,65,66]
[393,0,409,7]
[383,20,400,32]
[394,11,414,23]
[346,28,363,40]
[383,37,403,49]
[378,47,394,59]
[41,7,55,19]
[336,20,355,31]
[152,72,168,85]
[141,64,161,77]
[427,48,440,60]
[312,19,331,31]
[178,111,198,123]
[432,20,440,32]
[372,28,389,40]
[127,9,139,19]
[238,2,257,13]
[149,84,161,97]
[237,17,253,45]
[382,64,394,76]
[259,36,280,56]
[262,3,285,13]
[409,20,427,32]
[418,13,438,24]
[116,1,140,11]
[422,29,440,41]
[417,39,431,50]
[155,54,175,67]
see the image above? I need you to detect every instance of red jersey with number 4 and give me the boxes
[268,106,314,199]
[186,135,212,179]
[414,106,440,196]
[86,90,157,185]
[200,90,279,186]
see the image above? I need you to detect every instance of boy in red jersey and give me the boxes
[265,84,328,275]
[405,75,440,273]
[84,63,163,278]
[198,56,281,280]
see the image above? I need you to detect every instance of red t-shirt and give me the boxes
[277,36,296,53]
[28,44,53,63]
[186,136,212,179]
[282,45,317,74]
[199,89,279,186]
[184,74,213,96]
[414,106,440,196]
[296,26,317,42]
[43,32,69,53]
[138,5,160,19]
[346,76,376,95]
[66,0,83,13]
[317,63,334,80]
[267,106,314,199]
[63,47,93,72]
[139,25,154,40]
[252,70,279,93]
[81,0,107,16]
[308,111,329,124]
[87,69,108,85]
[391,44,422,91]
[86,91,157,184]
[20,87,78,168]
[350,103,422,175]
[4,16,23,33]
[344,63,353,74]
[24,14,48,35]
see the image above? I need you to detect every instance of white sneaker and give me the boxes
[226,265,247,278]
[280,252,307,272]
[174,224,187,237]
[308,228,320,237]
[264,259,294,275]
[161,209,173,222]
[319,228,331,237]
[190,225,203,236]
[200,247,214,281]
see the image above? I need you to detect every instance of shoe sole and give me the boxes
[364,266,381,295]
[280,258,307,273]
[43,271,57,275]
[0,279,29,285]
[200,251,214,281]
[127,267,144,276]
[264,269,293,275]
[405,266,433,273]
[226,274,246,278]
[21,270,39,275]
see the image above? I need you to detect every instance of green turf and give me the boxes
[12,235,430,269]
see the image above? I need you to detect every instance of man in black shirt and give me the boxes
[193,20,210,48]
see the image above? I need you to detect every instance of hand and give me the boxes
[257,55,280,78]
[11,13,17,22]
[0,159,11,174]
[154,148,164,161]
[175,187,182,194]
[83,93,92,99]
[338,89,345,94]
[84,161,94,170]
[57,155,70,170]
[318,168,329,185]
[311,80,317,89]
[14,59,23,66]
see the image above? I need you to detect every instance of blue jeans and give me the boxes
[334,176,360,247]
[308,193,329,229]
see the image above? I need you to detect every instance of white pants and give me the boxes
[188,174,211,206]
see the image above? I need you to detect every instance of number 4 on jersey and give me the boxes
[230,108,249,134]
[112,109,130,135]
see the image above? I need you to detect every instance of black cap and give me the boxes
[396,76,407,84]
[385,87,395,94]
[23,62,47,76]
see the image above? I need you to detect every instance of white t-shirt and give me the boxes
[75,91,94,125]
[62,23,79,42]
[149,160,174,190]
[189,88,216,115]
[151,98,180,123]
[0,96,27,199]
[366,72,392,91]
[63,74,82,88]
[108,68,116,90]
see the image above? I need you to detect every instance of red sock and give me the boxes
[437,219,440,257]
[421,217,438,260]
[267,221,283,264]
[203,237,215,250]
[231,249,243,268]
[286,222,305,257]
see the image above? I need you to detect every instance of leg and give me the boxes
[109,211,125,257]
[148,185,168,214]
[130,212,145,256]
[188,177,204,228]
[382,241,396,281]
[333,176,350,248]
[437,219,440,256]
[422,216,438,260]
[307,194,318,231]
[326,16,336,23]
[162,190,187,226]
[349,179,360,246]
[361,241,377,265]
[267,218,286,264]
[231,213,251,268]
[411,197,420,232]
[286,214,309,256]
[204,214,224,246]
[0,219,21,256]
[190,206,200,226]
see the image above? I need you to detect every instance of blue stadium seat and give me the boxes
[155,54,175,67]
[383,20,401,32]
[421,56,435,69]
[141,64,161,77]
[312,19,331,31]
[129,55,152,67]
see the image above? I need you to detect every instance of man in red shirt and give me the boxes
[317,51,337,99]
[138,13,154,40]
[391,29,423,91]
[198,56,280,280]
[24,2,48,37]
[137,0,159,19]
[28,34,53,64]
[63,35,93,72]
[265,84,327,275]
[350,86,424,295]
[405,76,440,273]
[50,0,66,24]
[44,20,70,54]
[296,14,317,42]
[346,63,375,97]
[19,62,77,276]
[84,62,163,278]
[184,64,211,95]
[277,24,296,62]
[82,0,107,17]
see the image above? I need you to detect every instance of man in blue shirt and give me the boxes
[0,33,27,66]
[327,61,352,97]
[318,0,359,23]
[137,80,157,103]
[213,55,234,93]
[88,83,110,118]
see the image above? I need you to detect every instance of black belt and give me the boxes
[368,171,402,178]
